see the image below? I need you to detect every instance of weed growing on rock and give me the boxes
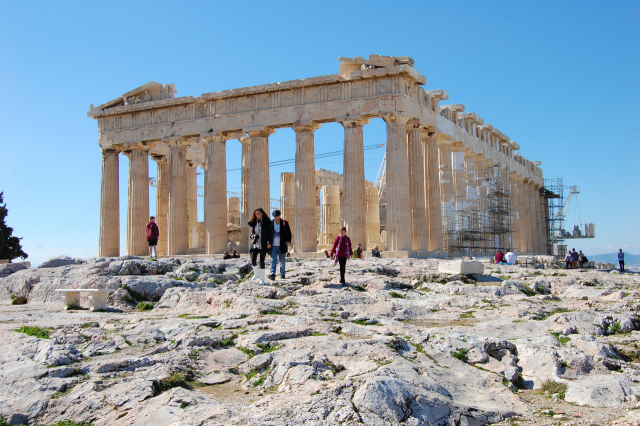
[50,421,92,426]
[80,322,98,329]
[352,319,379,326]
[152,372,203,396]
[11,295,27,305]
[389,291,406,299]
[237,346,255,358]
[14,326,50,339]
[539,379,567,399]
[451,348,469,362]
[135,301,155,311]
[550,332,571,346]
[309,332,326,336]
[354,285,367,292]
[459,311,475,319]
[256,343,283,353]
[0,415,7,426]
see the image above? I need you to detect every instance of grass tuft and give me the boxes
[14,326,50,339]
[539,379,567,399]
[389,291,406,299]
[451,348,469,362]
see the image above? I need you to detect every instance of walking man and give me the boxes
[146,216,159,259]
[619,249,625,273]
[269,210,292,280]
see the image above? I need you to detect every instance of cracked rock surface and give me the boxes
[1,255,639,425]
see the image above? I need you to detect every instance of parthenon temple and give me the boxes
[89,54,547,258]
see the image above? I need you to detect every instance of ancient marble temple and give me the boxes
[88,55,546,258]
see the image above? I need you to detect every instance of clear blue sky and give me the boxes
[1,1,638,265]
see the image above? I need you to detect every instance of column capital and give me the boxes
[292,122,321,133]
[101,147,121,155]
[163,137,191,148]
[245,127,275,138]
[450,143,466,152]
[201,131,232,144]
[339,116,370,128]
[381,113,411,125]
[152,155,168,164]
[186,161,201,169]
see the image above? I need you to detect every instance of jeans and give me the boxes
[250,248,268,269]
[270,245,287,277]
[338,257,347,283]
[620,261,625,272]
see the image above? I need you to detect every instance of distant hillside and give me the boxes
[588,252,639,265]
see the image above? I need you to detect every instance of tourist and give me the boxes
[578,250,588,268]
[505,250,516,265]
[248,207,273,284]
[354,243,364,259]
[232,251,240,258]
[286,252,291,258]
[571,248,579,269]
[371,245,381,258]
[223,251,232,260]
[565,252,573,269]
[494,250,505,264]
[324,250,330,259]
[330,226,353,284]
[619,249,625,272]
[146,216,159,259]
[268,209,292,280]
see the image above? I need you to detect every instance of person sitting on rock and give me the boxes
[354,243,364,259]
[505,250,516,265]
[323,250,330,259]
[371,246,381,258]
[232,251,240,258]
[223,251,233,260]
[494,250,505,264]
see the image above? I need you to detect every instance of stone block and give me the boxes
[437,260,484,275]
[516,256,535,265]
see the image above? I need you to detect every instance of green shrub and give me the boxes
[256,343,283,353]
[0,415,8,426]
[152,372,202,396]
[459,311,475,319]
[11,295,27,305]
[14,326,50,339]
[309,332,326,336]
[50,421,93,426]
[354,285,367,292]
[451,348,469,362]
[214,334,237,348]
[135,301,155,311]
[389,291,405,299]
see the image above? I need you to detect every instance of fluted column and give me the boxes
[322,185,341,245]
[366,185,381,248]
[340,118,368,249]
[517,177,528,254]
[522,180,533,253]
[510,172,520,253]
[186,162,198,248]
[240,136,251,250]
[464,149,478,239]
[204,134,228,254]
[280,172,295,244]
[534,184,542,253]
[124,146,150,256]
[437,137,454,251]
[293,123,320,252]
[167,140,189,255]
[408,124,427,252]
[99,148,120,257]
[248,129,274,215]
[384,116,412,251]
[424,134,442,252]
[153,156,169,256]
[475,155,489,253]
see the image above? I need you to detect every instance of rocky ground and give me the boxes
[1,255,640,426]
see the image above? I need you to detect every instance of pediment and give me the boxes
[90,82,177,112]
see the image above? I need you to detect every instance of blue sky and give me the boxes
[1,1,638,265]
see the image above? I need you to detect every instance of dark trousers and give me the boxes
[620,261,625,272]
[565,261,572,269]
[251,249,268,269]
[338,257,347,283]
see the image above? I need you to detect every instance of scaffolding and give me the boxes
[543,178,564,257]
[444,164,513,256]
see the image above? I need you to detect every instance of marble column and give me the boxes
[534,184,542,254]
[340,118,368,249]
[510,171,520,254]
[167,140,189,256]
[464,149,478,239]
[408,124,427,252]
[385,116,412,251]
[125,146,150,256]
[322,185,341,245]
[293,123,320,253]
[424,134,442,252]
[280,172,295,244]
[248,129,274,216]
[153,156,169,256]
[239,136,251,250]
[99,148,120,257]
[517,177,528,254]
[475,155,489,253]
[522,180,533,254]
[186,162,198,248]
[437,137,454,251]
[365,185,381,249]
[204,135,228,254]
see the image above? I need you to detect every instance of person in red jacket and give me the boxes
[330,226,353,284]
[146,216,160,259]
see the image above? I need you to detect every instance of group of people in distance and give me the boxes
[564,248,589,269]
[494,250,517,265]
[142,206,384,286]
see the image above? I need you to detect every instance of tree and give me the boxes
[0,192,28,261]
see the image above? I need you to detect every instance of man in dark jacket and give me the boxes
[269,210,292,280]
[146,216,160,259]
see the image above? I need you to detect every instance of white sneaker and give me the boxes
[259,269,266,285]
[252,265,260,281]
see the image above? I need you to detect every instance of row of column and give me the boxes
[99,117,547,257]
